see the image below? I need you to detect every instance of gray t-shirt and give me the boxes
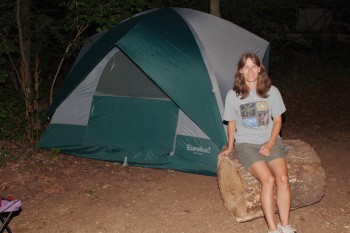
[223,85,286,144]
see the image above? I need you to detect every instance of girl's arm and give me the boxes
[218,120,236,159]
[259,115,282,156]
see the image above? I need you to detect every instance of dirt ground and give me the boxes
[1,75,350,233]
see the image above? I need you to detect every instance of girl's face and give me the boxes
[240,58,260,83]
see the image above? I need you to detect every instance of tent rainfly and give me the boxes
[39,7,270,176]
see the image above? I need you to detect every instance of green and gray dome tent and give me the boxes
[39,7,270,176]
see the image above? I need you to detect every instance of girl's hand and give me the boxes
[217,148,233,160]
[259,142,273,157]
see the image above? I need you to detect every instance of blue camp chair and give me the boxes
[0,196,22,233]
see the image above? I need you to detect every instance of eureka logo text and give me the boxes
[186,144,211,154]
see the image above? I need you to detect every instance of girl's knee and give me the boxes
[276,175,289,187]
[261,175,275,189]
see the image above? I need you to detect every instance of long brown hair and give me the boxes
[233,52,271,99]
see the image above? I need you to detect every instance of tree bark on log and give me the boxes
[217,139,326,222]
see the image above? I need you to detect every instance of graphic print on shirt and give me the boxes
[240,101,269,129]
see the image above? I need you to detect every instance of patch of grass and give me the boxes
[47,147,61,162]
[0,145,10,167]
[84,188,96,197]
[0,143,25,167]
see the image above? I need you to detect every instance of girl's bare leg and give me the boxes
[268,158,291,226]
[248,161,277,231]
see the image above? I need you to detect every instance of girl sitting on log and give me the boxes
[218,52,296,233]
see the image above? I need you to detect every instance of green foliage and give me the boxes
[49,0,153,54]
[64,0,148,32]
[48,147,60,160]
[0,91,26,141]
[222,1,271,28]
[221,0,299,50]
[0,1,18,85]
[269,43,350,94]
[0,70,7,84]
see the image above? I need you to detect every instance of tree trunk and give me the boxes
[217,139,326,222]
[210,0,221,17]
[17,0,32,95]
[17,0,36,143]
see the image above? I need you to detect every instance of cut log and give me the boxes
[217,139,326,222]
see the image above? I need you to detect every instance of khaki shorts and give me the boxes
[235,138,286,169]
